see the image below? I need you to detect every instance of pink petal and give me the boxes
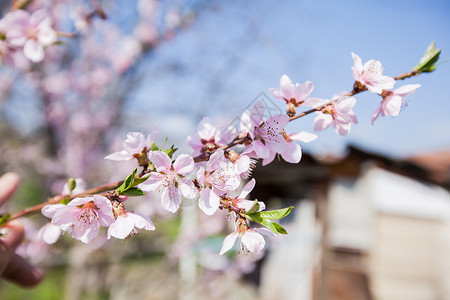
[250,101,265,126]
[335,96,356,114]
[198,188,220,215]
[197,117,217,139]
[371,106,382,125]
[269,88,283,100]
[140,172,165,192]
[37,26,56,45]
[253,140,270,159]
[145,128,159,149]
[262,151,276,166]
[41,203,66,218]
[351,52,363,80]
[23,39,45,63]
[313,114,333,131]
[394,84,421,97]
[51,206,79,227]
[281,142,302,163]
[178,178,198,199]
[148,151,172,172]
[128,212,155,230]
[173,154,195,175]
[161,185,182,213]
[219,232,238,255]
[384,95,402,116]
[40,223,62,244]
[104,150,133,161]
[279,74,294,99]
[289,131,317,143]
[241,230,265,253]
[234,154,250,175]
[67,197,91,206]
[295,81,314,101]
[239,178,255,199]
[107,215,134,239]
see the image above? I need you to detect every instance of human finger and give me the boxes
[2,253,44,287]
[0,173,20,207]
[0,220,25,250]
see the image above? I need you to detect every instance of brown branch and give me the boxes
[8,180,124,221]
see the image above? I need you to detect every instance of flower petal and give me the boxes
[219,232,238,255]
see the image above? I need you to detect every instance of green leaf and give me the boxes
[59,198,70,205]
[150,142,159,151]
[121,187,146,197]
[116,168,138,194]
[132,175,150,187]
[164,145,178,159]
[0,214,10,227]
[414,41,441,73]
[246,200,260,214]
[258,206,294,220]
[67,178,76,192]
[245,212,288,235]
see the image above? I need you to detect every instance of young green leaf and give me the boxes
[246,200,260,214]
[116,168,138,194]
[121,187,146,197]
[0,214,10,227]
[59,198,70,205]
[414,41,441,73]
[132,175,150,187]
[150,142,159,151]
[258,206,294,220]
[67,178,76,192]
[246,212,288,235]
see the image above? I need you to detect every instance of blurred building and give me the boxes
[253,146,450,300]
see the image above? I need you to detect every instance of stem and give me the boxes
[8,180,124,221]
[394,70,420,80]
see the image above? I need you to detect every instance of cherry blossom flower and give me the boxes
[108,201,155,239]
[263,131,318,165]
[187,117,236,156]
[313,94,358,136]
[220,218,265,255]
[240,101,290,159]
[270,74,316,105]
[351,52,395,94]
[196,149,241,215]
[105,130,158,164]
[139,151,198,213]
[42,195,115,244]
[372,84,421,124]
[5,9,57,63]
[229,179,265,212]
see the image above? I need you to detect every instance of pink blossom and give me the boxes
[263,131,317,165]
[196,149,241,215]
[108,203,155,239]
[220,219,266,255]
[187,117,236,156]
[139,151,198,213]
[42,195,115,244]
[240,101,290,159]
[105,130,158,161]
[269,74,316,105]
[351,52,395,94]
[313,94,358,136]
[230,179,265,212]
[5,9,57,63]
[372,84,421,124]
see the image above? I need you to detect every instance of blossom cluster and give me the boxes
[32,49,430,256]
[270,53,421,135]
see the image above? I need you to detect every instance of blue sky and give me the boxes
[127,0,450,158]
